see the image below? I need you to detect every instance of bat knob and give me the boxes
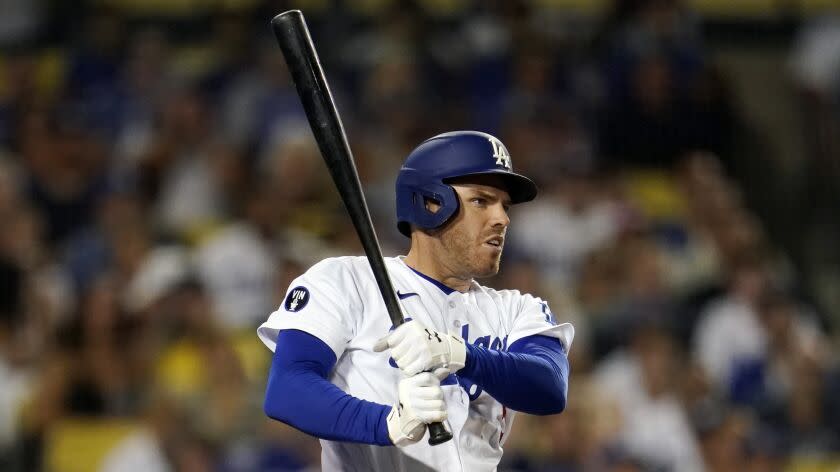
[428,422,453,445]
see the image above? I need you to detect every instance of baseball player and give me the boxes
[259,131,574,471]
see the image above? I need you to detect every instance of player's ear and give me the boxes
[424,197,441,214]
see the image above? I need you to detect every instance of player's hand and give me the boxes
[374,320,467,377]
[386,372,448,446]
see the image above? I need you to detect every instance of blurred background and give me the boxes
[0,0,839,471]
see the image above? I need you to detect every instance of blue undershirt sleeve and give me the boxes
[263,329,393,445]
[458,335,569,415]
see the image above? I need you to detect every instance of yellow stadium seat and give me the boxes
[44,418,140,472]
[800,0,840,15]
[688,0,777,17]
[155,339,207,399]
[36,49,67,99]
[0,48,67,102]
[785,457,840,472]
[622,170,687,221]
[230,330,272,385]
[530,0,609,15]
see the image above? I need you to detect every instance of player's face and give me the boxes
[436,176,511,279]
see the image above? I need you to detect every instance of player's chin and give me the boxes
[474,255,502,278]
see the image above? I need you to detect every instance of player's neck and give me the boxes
[404,249,472,293]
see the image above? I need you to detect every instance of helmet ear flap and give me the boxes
[409,183,458,230]
[396,169,458,236]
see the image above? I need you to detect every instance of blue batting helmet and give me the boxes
[395,131,538,237]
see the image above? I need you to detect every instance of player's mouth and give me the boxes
[483,235,504,251]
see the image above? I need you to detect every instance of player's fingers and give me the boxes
[432,367,450,380]
[390,339,414,361]
[416,386,444,401]
[429,409,447,422]
[401,371,427,389]
[416,403,447,422]
[396,352,424,376]
[373,335,390,352]
[404,319,427,337]
[411,372,439,387]
[375,322,414,352]
[416,398,446,412]
[402,358,426,376]
[392,322,415,342]
[404,348,435,375]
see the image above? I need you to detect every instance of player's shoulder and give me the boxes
[476,284,547,309]
[303,255,402,281]
[290,257,371,305]
[299,256,362,281]
[308,255,403,269]
[307,255,364,272]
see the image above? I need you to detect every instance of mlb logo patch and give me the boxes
[284,286,310,312]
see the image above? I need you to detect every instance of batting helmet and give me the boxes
[395,131,538,237]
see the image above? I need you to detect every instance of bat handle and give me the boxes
[428,422,452,445]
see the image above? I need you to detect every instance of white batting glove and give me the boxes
[374,320,467,377]
[386,372,448,447]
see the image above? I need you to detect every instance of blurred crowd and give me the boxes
[0,1,838,471]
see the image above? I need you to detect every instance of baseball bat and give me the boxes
[271,10,452,446]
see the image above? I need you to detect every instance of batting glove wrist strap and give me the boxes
[447,334,467,372]
[386,373,448,447]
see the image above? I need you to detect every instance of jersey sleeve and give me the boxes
[507,293,575,353]
[257,258,358,358]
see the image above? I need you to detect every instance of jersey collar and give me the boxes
[406,265,456,295]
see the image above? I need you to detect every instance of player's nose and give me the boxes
[489,202,510,228]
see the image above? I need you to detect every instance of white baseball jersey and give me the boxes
[258,256,574,472]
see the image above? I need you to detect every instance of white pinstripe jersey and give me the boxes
[258,256,574,471]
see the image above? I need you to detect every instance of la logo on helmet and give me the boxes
[489,137,511,169]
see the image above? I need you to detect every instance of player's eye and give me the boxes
[470,197,486,206]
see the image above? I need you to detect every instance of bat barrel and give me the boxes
[271,10,404,328]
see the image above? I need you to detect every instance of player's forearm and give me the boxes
[458,335,569,415]
[264,329,393,445]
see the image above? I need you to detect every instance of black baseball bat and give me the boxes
[271,10,452,446]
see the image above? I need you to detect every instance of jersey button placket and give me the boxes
[447,298,461,335]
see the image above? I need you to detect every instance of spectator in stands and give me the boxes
[595,322,704,471]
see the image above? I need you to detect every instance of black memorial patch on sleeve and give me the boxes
[284,286,310,312]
